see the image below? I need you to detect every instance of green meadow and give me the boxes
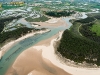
[91,20,100,36]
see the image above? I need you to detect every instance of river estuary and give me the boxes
[0,13,87,75]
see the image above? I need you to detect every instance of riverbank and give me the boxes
[0,29,50,59]
[0,17,66,60]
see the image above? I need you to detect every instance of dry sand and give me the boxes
[34,39,100,75]
[31,18,66,27]
[32,32,100,75]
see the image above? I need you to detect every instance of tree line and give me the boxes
[79,14,100,43]
[44,10,75,17]
[75,17,95,23]
[57,29,100,66]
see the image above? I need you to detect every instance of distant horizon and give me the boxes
[0,0,99,2]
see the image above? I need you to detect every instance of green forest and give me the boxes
[0,28,34,47]
[0,27,45,48]
[57,13,100,66]
[45,10,75,17]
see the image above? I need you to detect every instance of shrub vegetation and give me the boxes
[57,13,100,66]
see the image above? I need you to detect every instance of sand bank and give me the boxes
[31,18,66,27]
[5,31,71,75]
[45,18,60,23]
[31,33,100,75]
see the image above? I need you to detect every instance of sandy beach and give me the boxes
[5,31,71,75]
[31,18,66,27]
[34,38,100,75]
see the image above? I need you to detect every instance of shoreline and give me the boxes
[5,31,71,75]
[5,15,100,75]
[55,50,100,68]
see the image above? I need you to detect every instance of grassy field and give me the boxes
[90,20,100,36]
[70,22,83,38]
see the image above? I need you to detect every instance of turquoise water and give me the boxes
[0,26,66,75]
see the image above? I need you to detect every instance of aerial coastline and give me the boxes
[0,0,100,75]
[5,25,100,75]
[3,12,100,75]
[5,17,70,75]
